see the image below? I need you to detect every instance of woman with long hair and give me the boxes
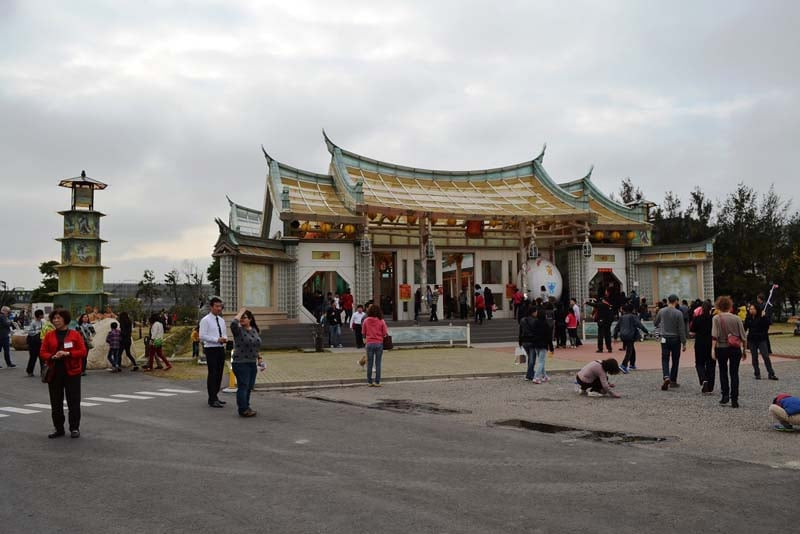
[143,313,171,371]
[362,304,388,387]
[712,296,747,408]
[744,304,777,380]
[40,310,87,438]
[117,312,138,371]
[691,300,714,393]
[75,313,95,376]
[230,308,263,417]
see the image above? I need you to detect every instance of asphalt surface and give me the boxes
[1,348,799,533]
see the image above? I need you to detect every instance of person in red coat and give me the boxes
[40,309,87,439]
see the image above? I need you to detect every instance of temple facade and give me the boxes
[213,133,712,324]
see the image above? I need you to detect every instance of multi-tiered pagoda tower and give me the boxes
[53,171,110,315]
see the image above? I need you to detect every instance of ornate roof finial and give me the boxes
[322,128,337,153]
[534,143,547,164]
[81,170,86,178]
[260,145,273,164]
[583,165,594,181]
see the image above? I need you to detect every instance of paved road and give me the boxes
[1,352,799,533]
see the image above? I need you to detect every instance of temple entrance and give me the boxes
[302,271,350,322]
[442,253,474,319]
[588,269,622,301]
[374,252,396,320]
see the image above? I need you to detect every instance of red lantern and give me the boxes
[465,220,483,238]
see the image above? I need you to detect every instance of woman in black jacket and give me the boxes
[690,300,714,393]
[744,304,777,380]
[519,308,552,383]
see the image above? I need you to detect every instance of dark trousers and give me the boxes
[49,369,81,432]
[430,304,438,321]
[205,346,225,404]
[695,340,715,389]
[344,309,353,325]
[475,309,485,324]
[621,339,637,367]
[232,361,257,414]
[556,325,567,348]
[486,305,493,320]
[122,337,137,366]
[1,334,13,365]
[26,335,42,375]
[661,337,681,382]
[749,340,775,378]
[716,346,742,400]
[353,324,364,348]
[597,322,612,351]
[460,305,467,319]
[576,374,603,393]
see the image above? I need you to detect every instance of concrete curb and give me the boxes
[254,366,583,392]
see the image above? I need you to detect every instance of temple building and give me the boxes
[213,133,714,324]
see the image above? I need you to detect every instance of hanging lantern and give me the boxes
[594,230,605,241]
[407,214,418,225]
[527,238,539,259]
[610,230,621,241]
[320,222,332,234]
[305,232,318,239]
[384,214,396,223]
[367,212,378,220]
[360,232,372,256]
[447,218,457,226]
[425,238,436,259]
[342,224,355,236]
[430,217,438,225]
[582,236,593,258]
[465,220,483,238]
[290,220,300,229]
[626,231,636,241]
[489,219,500,228]
[299,222,309,233]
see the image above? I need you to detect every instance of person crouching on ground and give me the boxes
[613,304,649,374]
[105,321,122,372]
[230,308,262,417]
[519,307,552,383]
[40,309,87,439]
[770,393,800,432]
[362,304,388,387]
[576,358,621,398]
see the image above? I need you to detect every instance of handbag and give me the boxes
[514,346,527,364]
[723,316,742,349]
[383,334,393,350]
[41,362,54,384]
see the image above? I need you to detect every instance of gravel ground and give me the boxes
[294,359,800,470]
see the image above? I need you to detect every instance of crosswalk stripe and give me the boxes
[0,407,41,414]
[158,388,200,393]
[26,403,53,409]
[79,402,100,407]
[134,391,176,397]
[111,394,153,400]
[0,413,8,418]
[85,397,128,403]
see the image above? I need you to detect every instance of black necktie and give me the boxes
[215,316,222,338]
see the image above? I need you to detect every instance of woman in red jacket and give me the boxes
[40,309,87,438]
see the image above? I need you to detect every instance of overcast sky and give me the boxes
[2,0,798,289]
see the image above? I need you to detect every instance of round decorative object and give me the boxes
[430,217,438,225]
[594,231,605,241]
[299,222,310,233]
[384,214,396,222]
[526,258,563,300]
[342,224,355,236]
[367,212,378,220]
[447,218,457,226]
[610,231,621,241]
[626,231,636,241]
[290,220,300,229]
[465,220,483,238]
[320,222,332,234]
[489,219,500,228]
[407,215,418,225]
[305,232,318,239]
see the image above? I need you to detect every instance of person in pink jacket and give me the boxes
[361,304,388,387]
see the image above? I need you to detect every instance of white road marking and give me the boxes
[85,397,128,403]
[26,403,53,409]
[0,413,8,418]
[158,388,200,393]
[0,407,41,414]
[111,394,154,400]
[80,402,100,407]
[134,391,176,397]
[295,439,310,445]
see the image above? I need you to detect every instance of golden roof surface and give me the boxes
[280,177,353,218]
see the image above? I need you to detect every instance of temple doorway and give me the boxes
[588,269,622,301]
[374,252,396,320]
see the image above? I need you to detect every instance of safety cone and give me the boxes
[222,358,237,393]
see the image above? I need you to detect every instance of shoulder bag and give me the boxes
[722,315,742,349]
[41,363,54,384]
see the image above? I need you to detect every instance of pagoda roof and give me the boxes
[58,170,107,190]
[559,168,649,229]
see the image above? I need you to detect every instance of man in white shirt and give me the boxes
[349,304,366,348]
[200,297,228,408]
[570,298,583,346]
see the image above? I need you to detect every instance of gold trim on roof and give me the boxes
[280,178,353,218]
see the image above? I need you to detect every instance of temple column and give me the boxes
[567,247,586,307]
[703,257,715,302]
[220,254,238,309]
[625,249,640,296]
[355,243,373,307]
[283,240,299,318]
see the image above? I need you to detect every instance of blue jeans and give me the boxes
[534,348,548,379]
[232,362,257,414]
[0,334,11,366]
[366,343,383,384]
[523,343,536,380]
[661,337,681,381]
[328,325,341,346]
[107,348,121,368]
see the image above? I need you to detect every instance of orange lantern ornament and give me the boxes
[465,220,484,238]
[299,222,310,233]
[384,214,396,222]
[594,231,605,241]
[320,222,332,234]
[626,231,636,241]
[305,232,318,239]
[447,218,457,226]
[367,212,378,220]
[430,217,438,225]
[407,214,418,225]
[343,224,355,236]
[610,231,621,241]
[489,219,500,228]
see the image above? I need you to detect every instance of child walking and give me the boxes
[106,322,122,372]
